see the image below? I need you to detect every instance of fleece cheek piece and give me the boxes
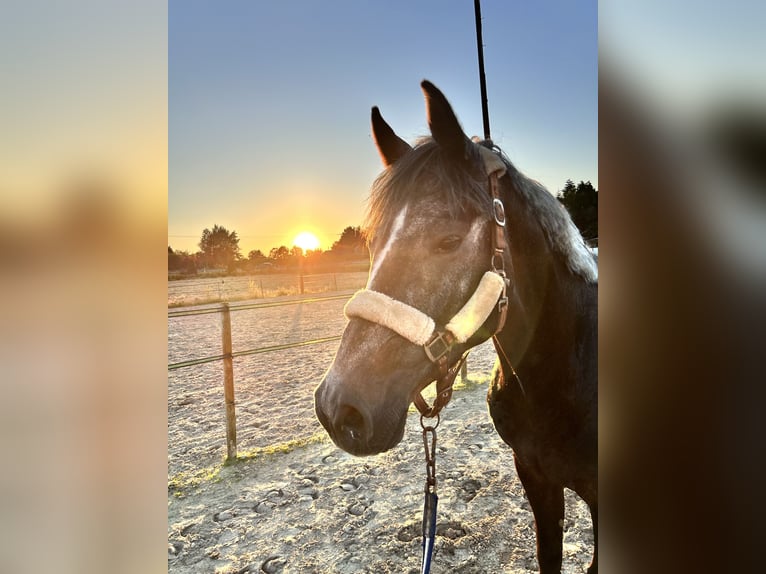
[344,271,506,346]
[444,271,505,343]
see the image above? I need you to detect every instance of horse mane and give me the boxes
[364,138,597,283]
[496,148,598,283]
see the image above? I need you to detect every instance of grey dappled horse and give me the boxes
[315,81,597,573]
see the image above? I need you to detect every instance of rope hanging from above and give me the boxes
[474,0,492,146]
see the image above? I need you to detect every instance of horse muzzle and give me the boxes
[314,373,408,456]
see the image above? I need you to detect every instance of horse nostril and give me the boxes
[337,404,366,444]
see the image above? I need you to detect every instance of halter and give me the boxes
[344,145,510,419]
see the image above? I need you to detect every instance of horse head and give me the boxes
[314,81,508,455]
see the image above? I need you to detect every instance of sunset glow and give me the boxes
[293,231,320,252]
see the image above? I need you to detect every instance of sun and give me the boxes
[293,231,320,252]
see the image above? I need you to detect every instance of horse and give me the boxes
[314,80,598,573]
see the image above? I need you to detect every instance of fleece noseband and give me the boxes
[344,270,506,352]
[344,145,510,417]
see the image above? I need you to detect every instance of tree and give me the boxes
[331,226,368,258]
[557,180,598,241]
[168,245,180,271]
[248,249,266,262]
[304,247,324,266]
[269,245,290,262]
[243,249,268,272]
[559,179,577,203]
[168,246,197,274]
[199,224,241,270]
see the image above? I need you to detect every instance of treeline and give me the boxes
[168,225,368,277]
[557,180,598,243]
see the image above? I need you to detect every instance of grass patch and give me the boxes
[168,465,222,497]
[453,372,492,392]
[168,433,329,497]
[232,433,328,463]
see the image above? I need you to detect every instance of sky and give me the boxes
[169,0,597,256]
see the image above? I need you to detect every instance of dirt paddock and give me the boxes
[168,298,594,573]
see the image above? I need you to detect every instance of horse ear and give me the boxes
[371,106,412,167]
[421,80,472,160]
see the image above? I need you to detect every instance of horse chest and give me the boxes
[486,365,592,483]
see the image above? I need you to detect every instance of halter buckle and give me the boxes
[424,331,454,365]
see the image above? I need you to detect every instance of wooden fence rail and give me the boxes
[168,295,347,462]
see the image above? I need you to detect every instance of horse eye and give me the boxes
[435,235,462,254]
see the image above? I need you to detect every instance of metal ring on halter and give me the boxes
[420,413,440,431]
[492,198,506,226]
[491,253,506,275]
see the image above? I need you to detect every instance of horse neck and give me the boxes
[493,187,590,383]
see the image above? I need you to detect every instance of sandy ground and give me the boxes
[168,295,594,573]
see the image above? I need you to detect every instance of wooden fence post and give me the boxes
[221,302,237,461]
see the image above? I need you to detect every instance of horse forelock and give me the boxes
[363,138,492,241]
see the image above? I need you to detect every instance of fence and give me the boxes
[168,270,369,308]
[169,289,473,467]
[168,293,348,461]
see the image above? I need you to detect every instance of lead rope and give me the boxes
[474,0,491,143]
[420,414,439,574]
[417,353,465,573]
